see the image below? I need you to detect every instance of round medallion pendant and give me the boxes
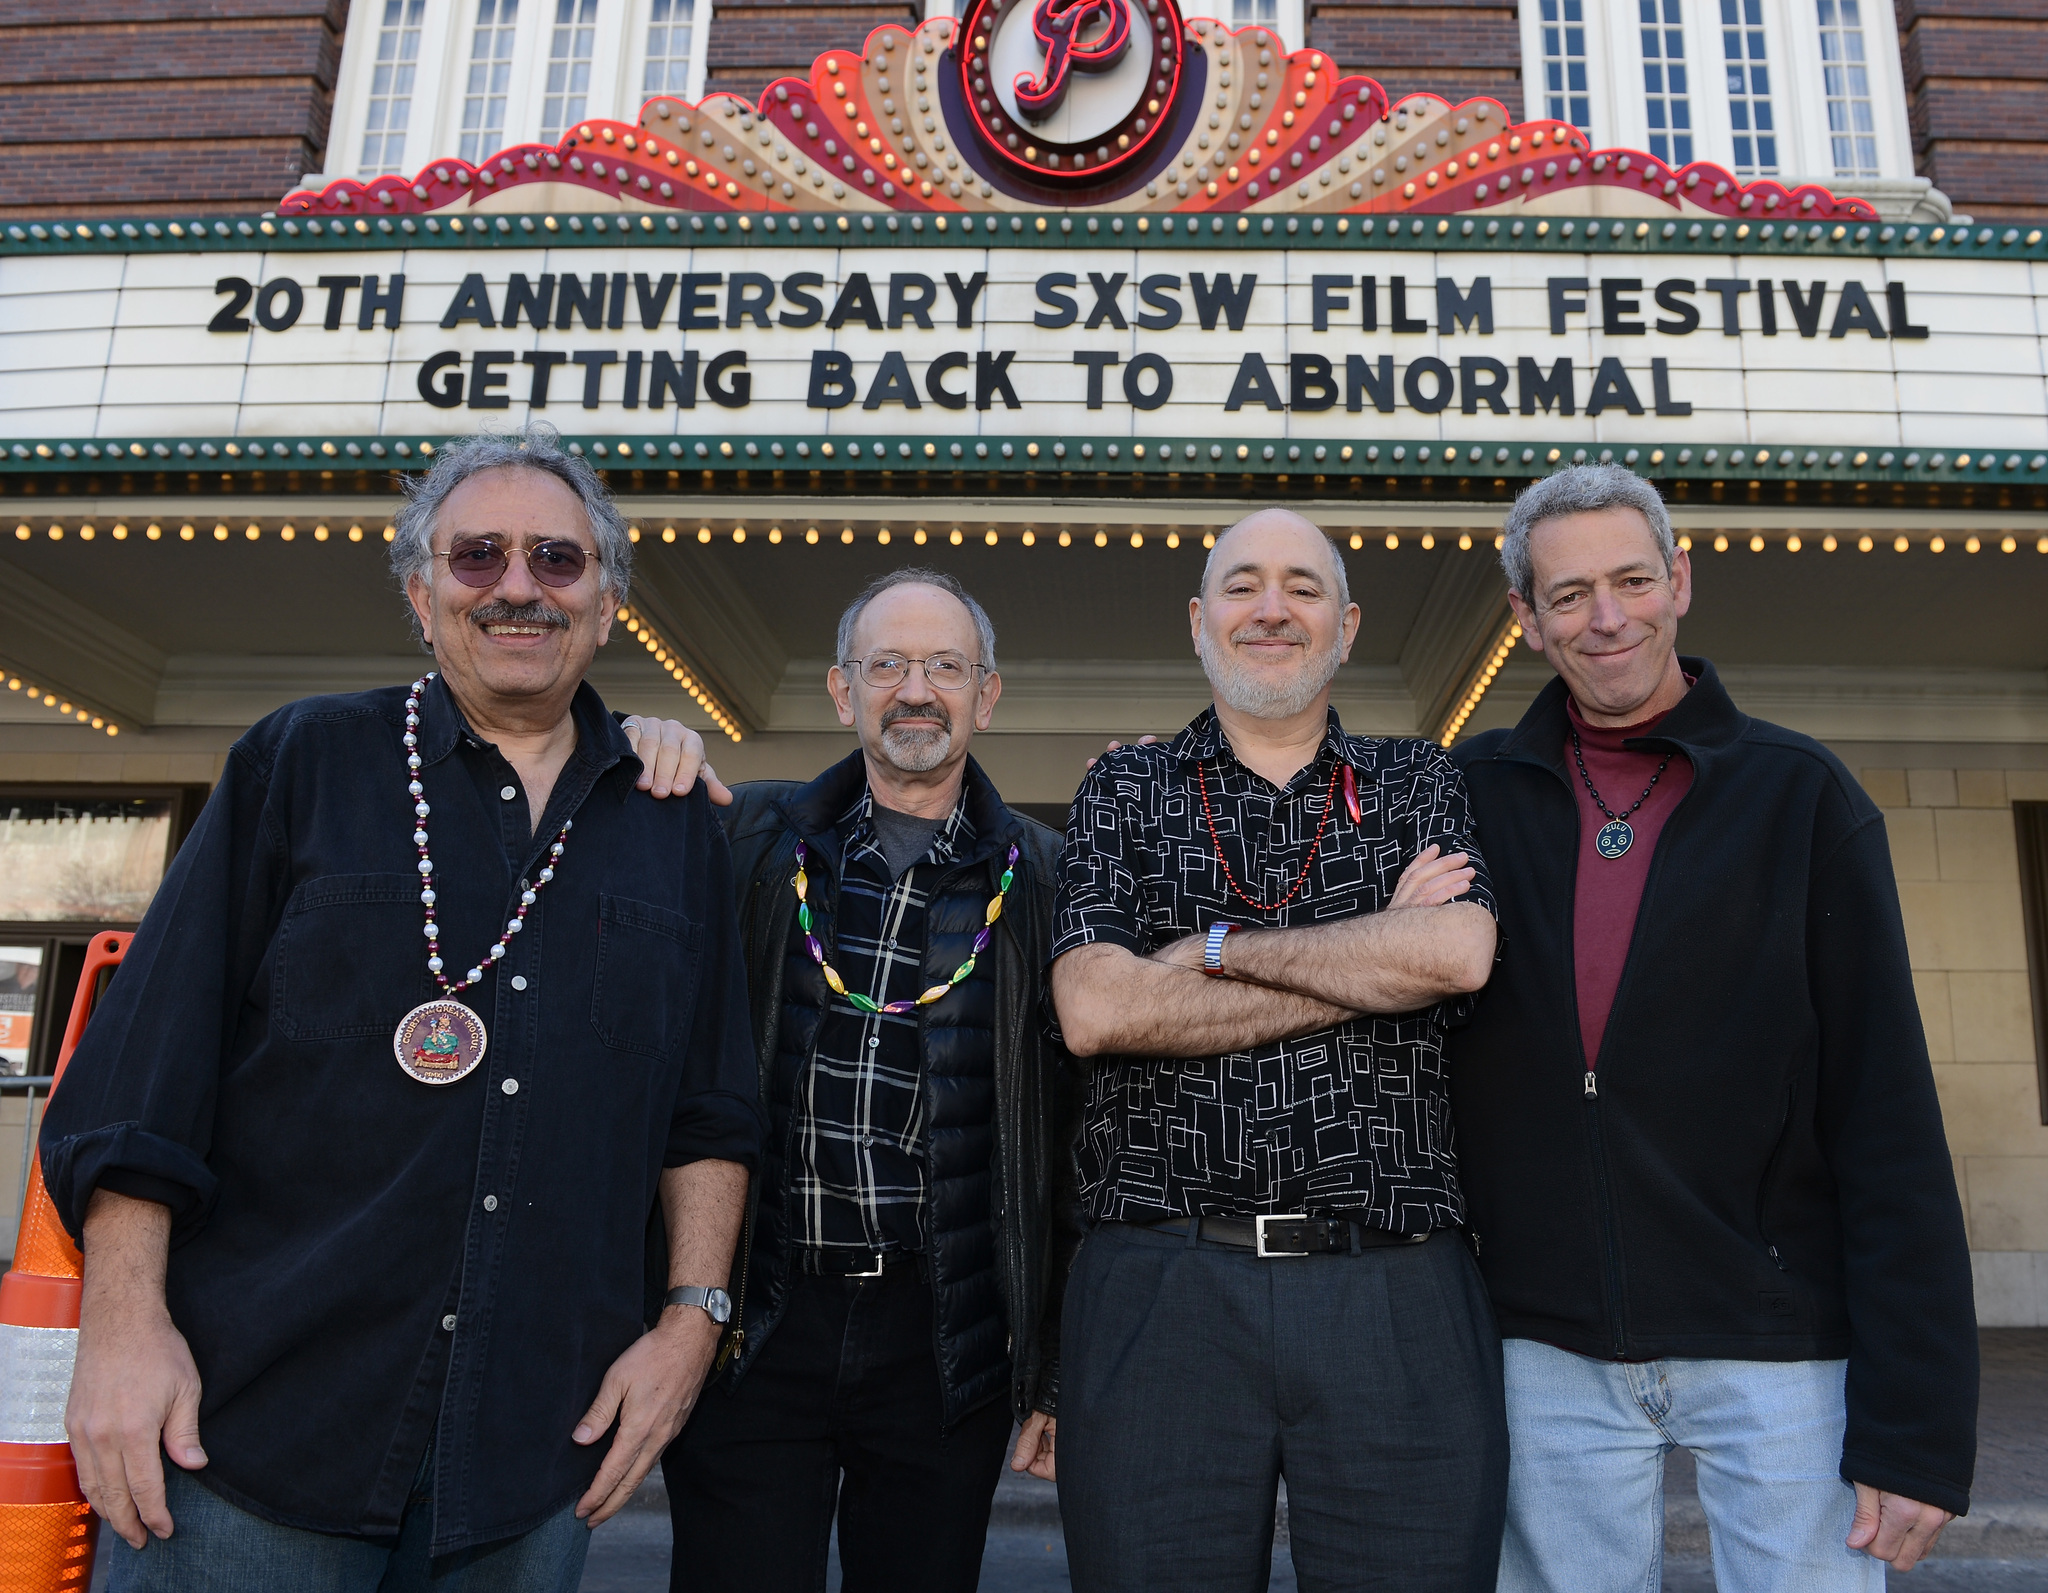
[394,999,488,1085]
[1594,819,1636,860]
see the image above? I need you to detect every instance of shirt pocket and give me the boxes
[591,893,703,1059]
[273,874,427,1042]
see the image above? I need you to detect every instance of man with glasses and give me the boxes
[44,425,759,1590]
[660,567,1079,1593]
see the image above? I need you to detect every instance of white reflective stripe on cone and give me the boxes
[0,1323,78,1445]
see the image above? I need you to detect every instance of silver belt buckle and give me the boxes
[850,1252,886,1278]
[1254,1214,1310,1258]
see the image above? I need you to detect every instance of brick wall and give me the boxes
[1307,0,1522,118]
[705,0,918,100]
[1895,0,2048,221]
[0,0,347,219]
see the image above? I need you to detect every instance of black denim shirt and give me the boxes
[40,676,761,1553]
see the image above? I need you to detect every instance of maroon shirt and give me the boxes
[1567,692,1694,1070]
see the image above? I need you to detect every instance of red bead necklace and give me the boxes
[1195,758,1346,914]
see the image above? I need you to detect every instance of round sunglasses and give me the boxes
[436,537,599,589]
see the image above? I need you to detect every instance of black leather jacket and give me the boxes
[715,752,1083,1425]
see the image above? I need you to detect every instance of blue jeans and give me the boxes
[103,1454,590,1593]
[1496,1339,1885,1593]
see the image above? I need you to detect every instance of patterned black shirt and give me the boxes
[1052,708,1495,1231]
[788,787,971,1253]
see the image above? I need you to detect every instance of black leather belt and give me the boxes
[1122,1215,1432,1257]
[798,1248,916,1277]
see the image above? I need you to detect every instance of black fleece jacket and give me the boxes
[1448,659,1978,1516]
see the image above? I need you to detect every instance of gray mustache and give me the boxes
[470,600,570,629]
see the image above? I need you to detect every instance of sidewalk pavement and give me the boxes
[74,1330,2048,1590]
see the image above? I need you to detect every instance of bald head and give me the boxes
[1189,506,1360,723]
[1200,508,1350,609]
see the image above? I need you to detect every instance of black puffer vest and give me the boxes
[715,753,1082,1425]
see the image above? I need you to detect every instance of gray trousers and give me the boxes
[1056,1224,1508,1593]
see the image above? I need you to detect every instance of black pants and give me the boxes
[1057,1226,1509,1593]
[662,1262,1013,1593]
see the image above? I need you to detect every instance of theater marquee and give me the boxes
[5,14,2048,484]
[3,235,2047,467]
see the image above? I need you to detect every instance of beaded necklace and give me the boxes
[392,672,571,1085]
[792,836,1020,1014]
[1196,759,1345,914]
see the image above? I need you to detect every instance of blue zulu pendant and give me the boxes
[1595,819,1636,860]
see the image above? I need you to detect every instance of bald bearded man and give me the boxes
[1048,510,1508,1593]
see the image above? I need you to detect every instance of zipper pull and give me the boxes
[1584,1071,1598,1098]
[714,1327,745,1371]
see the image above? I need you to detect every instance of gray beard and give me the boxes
[878,720,951,773]
[1196,625,1343,720]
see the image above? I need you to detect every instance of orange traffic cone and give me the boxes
[0,931,129,1593]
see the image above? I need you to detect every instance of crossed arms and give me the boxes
[1052,845,1498,1059]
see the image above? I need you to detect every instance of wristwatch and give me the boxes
[1203,922,1238,978]
[664,1284,732,1324]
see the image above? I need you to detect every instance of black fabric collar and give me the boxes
[777,750,1019,872]
[411,672,641,799]
[1494,655,1746,777]
[1168,705,1351,791]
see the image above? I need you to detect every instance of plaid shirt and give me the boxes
[788,787,973,1252]
[1054,708,1495,1230]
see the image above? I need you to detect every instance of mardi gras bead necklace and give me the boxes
[1196,760,1349,914]
[792,838,1019,1014]
[392,672,572,1085]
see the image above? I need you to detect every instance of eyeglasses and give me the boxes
[843,653,986,692]
[435,537,598,589]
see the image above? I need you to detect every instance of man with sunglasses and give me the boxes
[44,425,760,1591]
[658,567,1080,1593]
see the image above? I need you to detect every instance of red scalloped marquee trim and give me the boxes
[281,20,1876,223]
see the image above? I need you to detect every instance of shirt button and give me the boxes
[442,1314,457,1331]
[501,1078,519,1095]
[860,1133,875,1147]
[500,786,517,801]
[483,1195,498,1211]
[868,1036,879,1049]
[510,975,527,991]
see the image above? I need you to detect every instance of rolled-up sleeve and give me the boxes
[662,790,764,1171]
[39,741,283,1243]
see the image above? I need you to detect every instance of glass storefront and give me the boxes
[0,793,179,924]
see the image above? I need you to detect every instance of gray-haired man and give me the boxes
[659,568,1079,1593]
[47,424,760,1590]
[1446,465,1977,1591]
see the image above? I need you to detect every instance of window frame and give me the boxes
[452,0,529,163]
[631,0,712,106]
[331,0,458,179]
[1518,0,1912,183]
[1776,0,1911,182]
[1716,0,1782,177]
[1519,0,1619,147]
